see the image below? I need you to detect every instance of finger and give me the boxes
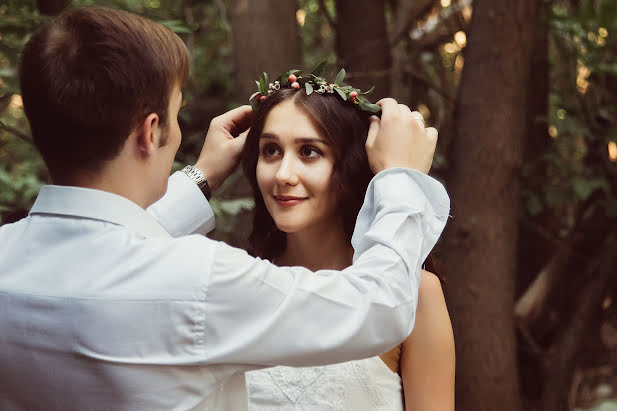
[220,105,255,135]
[425,127,438,142]
[376,97,398,106]
[411,111,425,128]
[376,98,399,120]
[234,128,250,144]
[399,104,414,125]
[366,115,380,148]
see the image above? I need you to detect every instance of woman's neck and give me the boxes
[277,221,353,271]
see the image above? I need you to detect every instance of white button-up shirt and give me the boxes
[0,168,449,410]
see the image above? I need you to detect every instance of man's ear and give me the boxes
[134,113,161,157]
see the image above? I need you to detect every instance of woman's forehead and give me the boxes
[262,100,327,141]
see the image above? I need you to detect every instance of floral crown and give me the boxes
[249,60,381,114]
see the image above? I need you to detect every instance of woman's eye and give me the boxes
[300,145,321,158]
[261,144,281,157]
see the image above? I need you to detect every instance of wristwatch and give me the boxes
[181,165,212,201]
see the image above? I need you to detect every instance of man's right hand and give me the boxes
[365,98,438,174]
[194,105,254,193]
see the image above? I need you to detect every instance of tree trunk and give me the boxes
[36,0,68,16]
[335,0,390,99]
[442,1,537,410]
[230,0,301,103]
[517,0,552,294]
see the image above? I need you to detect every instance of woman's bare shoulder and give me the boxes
[405,269,452,343]
[419,270,446,300]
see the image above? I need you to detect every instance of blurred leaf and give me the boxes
[334,68,345,85]
[357,97,381,113]
[310,59,327,76]
[525,193,543,216]
[210,197,255,216]
[359,85,375,96]
[571,177,609,200]
[159,19,192,34]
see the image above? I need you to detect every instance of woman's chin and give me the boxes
[274,221,302,234]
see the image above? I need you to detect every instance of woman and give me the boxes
[241,69,455,410]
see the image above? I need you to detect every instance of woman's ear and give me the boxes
[134,113,161,156]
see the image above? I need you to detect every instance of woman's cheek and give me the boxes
[258,160,281,193]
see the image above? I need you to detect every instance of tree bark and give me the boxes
[442,1,537,410]
[516,0,553,300]
[230,0,301,103]
[335,0,390,99]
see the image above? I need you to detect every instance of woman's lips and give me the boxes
[274,195,307,207]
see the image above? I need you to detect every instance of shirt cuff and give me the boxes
[147,171,215,236]
[371,168,450,230]
[352,167,450,263]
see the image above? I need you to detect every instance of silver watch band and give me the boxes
[181,165,211,201]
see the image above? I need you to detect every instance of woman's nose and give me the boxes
[274,155,300,186]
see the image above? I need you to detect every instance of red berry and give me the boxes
[350,91,358,98]
[288,74,297,83]
[291,81,300,89]
[259,95,267,102]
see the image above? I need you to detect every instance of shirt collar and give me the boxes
[29,185,171,239]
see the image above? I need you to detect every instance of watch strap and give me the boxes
[181,165,212,201]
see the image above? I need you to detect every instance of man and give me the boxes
[0,6,449,410]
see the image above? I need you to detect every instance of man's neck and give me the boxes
[54,160,156,209]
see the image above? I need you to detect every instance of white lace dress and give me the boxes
[245,356,403,410]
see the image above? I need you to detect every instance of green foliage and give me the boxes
[297,0,336,70]
[0,155,44,217]
[0,1,45,223]
[523,1,617,226]
[159,19,192,33]
[208,197,255,234]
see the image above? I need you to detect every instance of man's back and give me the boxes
[0,196,247,410]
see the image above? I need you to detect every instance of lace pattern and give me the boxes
[245,356,402,410]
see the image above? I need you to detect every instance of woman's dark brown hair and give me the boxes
[241,86,443,281]
[241,88,373,260]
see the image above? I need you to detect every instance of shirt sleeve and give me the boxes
[147,171,215,236]
[199,168,450,368]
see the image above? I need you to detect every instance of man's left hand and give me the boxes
[194,105,254,192]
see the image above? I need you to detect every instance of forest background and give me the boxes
[1,0,616,410]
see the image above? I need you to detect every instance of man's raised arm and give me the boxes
[153,100,450,366]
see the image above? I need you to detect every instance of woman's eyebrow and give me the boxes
[259,132,278,140]
[294,137,330,145]
[260,132,330,145]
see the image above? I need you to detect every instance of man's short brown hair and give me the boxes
[19,7,190,181]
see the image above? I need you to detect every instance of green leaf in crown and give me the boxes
[248,60,381,115]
